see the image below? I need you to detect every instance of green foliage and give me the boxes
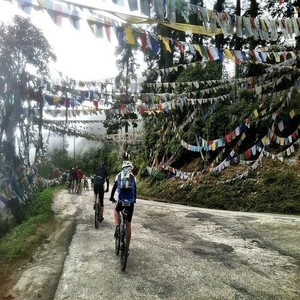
[77,146,99,174]
[115,44,139,82]
[25,188,55,220]
[50,149,74,171]
[142,60,228,168]
[138,162,300,215]
[238,87,256,102]
[0,221,38,258]
[0,16,57,235]
[38,149,74,179]
[73,142,146,178]
[129,149,148,177]
[103,108,138,135]
[0,187,57,261]
[77,143,122,175]
[106,149,122,175]
[228,99,255,126]
[176,61,223,84]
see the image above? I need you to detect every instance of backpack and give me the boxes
[94,175,105,186]
[118,173,134,190]
[93,167,107,186]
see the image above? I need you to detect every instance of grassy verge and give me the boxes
[0,186,61,264]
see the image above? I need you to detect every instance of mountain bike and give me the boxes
[83,179,89,191]
[114,201,130,272]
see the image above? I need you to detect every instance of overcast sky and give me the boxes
[0,0,254,82]
[0,0,124,81]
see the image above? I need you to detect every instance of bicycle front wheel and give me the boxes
[120,226,129,272]
[115,233,120,256]
[94,203,99,229]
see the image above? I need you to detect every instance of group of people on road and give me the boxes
[66,166,85,194]
[63,160,137,251]
[92,160,137,251]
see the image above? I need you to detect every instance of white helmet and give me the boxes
[122,160,134,170]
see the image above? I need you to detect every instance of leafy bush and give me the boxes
[26,188,55,220]
[0,187,57,261]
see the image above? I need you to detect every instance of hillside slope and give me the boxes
[138,156,300,215]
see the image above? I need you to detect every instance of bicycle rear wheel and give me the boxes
[120,225,129,272]
[94,203,99,229]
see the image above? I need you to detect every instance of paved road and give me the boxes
[7,189,300,300]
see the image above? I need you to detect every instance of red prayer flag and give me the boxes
[105,25,111,42]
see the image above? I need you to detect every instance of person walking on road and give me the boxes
[109,161,137,252]
[93,162,109,222]
[74,166,83,194]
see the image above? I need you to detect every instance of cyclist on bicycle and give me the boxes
[66,169,72,191]
[93,162,109,222]
[109,161,137,252]
[68,167,76,192]
[83,174,89,191]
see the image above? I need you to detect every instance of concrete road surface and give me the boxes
[6,189,300,300]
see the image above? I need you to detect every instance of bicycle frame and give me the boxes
[83,180,89,191]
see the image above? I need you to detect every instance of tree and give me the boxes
[0,15,56,162]
[115,44,139,98]
[104,43,139,158]
[0,15,56,225]
[264,0,300,50]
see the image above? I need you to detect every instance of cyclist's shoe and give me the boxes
[114,225,120,238]
[99,216,104,222]
[109,197,116,203]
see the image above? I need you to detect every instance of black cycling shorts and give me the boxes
[94,185,104,207]
[115,201,134,223]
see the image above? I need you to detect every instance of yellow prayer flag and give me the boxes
[124,27,136,45]
[212,142,216,151]
[274,52,281,63]
[253,109,259,118]
[289,109,295,118]
[224,49,234,61]
[162,21,223,36]
[261,19,267,31]
[280,137,285,146]
[53,96,61,104]
[194,44,201,55]
[162,38,172,52]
